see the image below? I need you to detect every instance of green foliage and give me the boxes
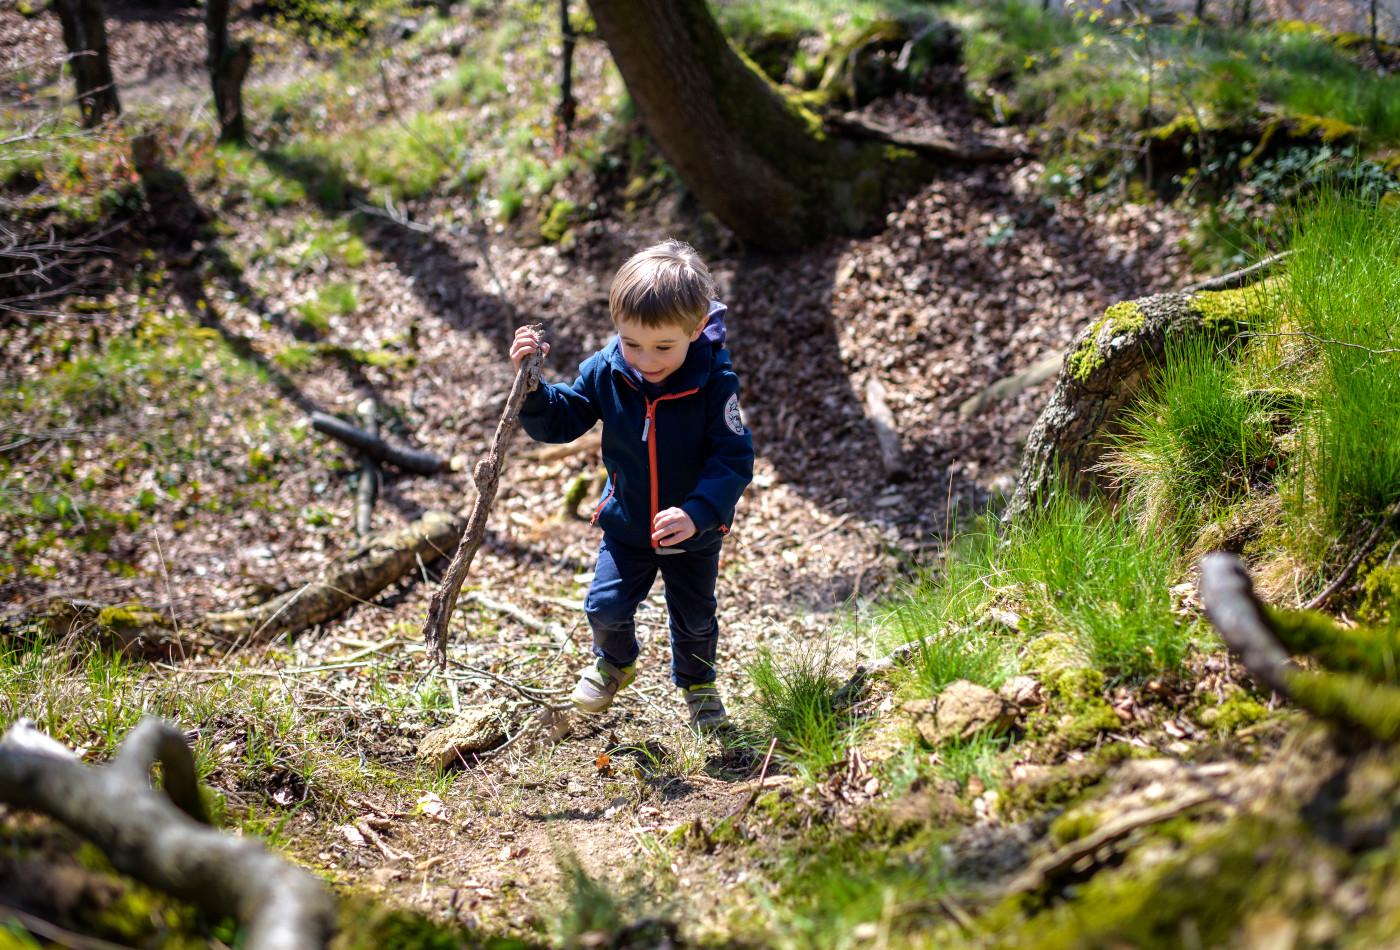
[746,645,853,778]
[1104,335,1276,538]
[1279,192,1400,545]
[1003,495,1191,681]
[881,527,1018,694]
[933,732,1009,789]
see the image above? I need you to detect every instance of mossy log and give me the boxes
[204,508,467,641]
[1199,552,1400,743]
[1004,286,1263,522]
[0,718,335,950]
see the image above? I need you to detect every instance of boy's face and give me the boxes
[616,315,707,386]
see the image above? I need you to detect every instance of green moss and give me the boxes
[1267,605,1400,683]
[1189,285,1263,334]
[1193,686,1270,734]
[539,199,578,244]
[1035,667,1121,748]
[1000,741,1139,819]
[985,815,1335,947]
[96,603,165,633]
[1287,669,1400,742]
[1066,300,1144,382]
[1049,806,1100,845]
[1360,564,1400,629]
[1291,112,1363,143]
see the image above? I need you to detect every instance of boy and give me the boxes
[510,240,754,728]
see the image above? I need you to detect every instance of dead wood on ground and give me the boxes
[0,718,336,950]
[310,411,446,475]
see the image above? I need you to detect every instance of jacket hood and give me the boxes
[607,299,731,395]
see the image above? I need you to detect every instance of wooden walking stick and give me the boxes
[423,325,544,668]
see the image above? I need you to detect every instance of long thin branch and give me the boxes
[422,333,544,667]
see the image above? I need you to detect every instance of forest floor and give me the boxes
[10,1,1386,946]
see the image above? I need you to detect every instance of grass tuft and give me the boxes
[746,645,853,778]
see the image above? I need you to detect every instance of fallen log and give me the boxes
[864,377,909,483]
[424,330,544,667]
[0,718,336,950]
[310,411,446,476]
[204,508,467,641]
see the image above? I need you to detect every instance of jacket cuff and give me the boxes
[519,383,551,415]
[681,498,721,535]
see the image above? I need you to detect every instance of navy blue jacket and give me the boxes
[519,301,754,552]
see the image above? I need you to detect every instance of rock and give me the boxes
[999,675,1044,708]
[417,705,509,769]
[934,680,1015,743]
[901,698,939,745]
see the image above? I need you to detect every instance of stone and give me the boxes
[901,698,939,745]
[934,680,1015,743]
[417,705,509,769]
[999,675,1044,708]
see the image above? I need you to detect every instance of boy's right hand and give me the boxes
[510,325,550,370]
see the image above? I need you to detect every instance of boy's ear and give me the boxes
[689,315,709,341]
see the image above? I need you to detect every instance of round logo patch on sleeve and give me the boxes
[724,393,746,435]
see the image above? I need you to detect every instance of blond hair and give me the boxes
[609,239,714,331]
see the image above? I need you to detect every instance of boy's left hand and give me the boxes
[652,508,696,547]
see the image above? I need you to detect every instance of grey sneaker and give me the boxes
[683,682,728,729]
[571,658,636,714]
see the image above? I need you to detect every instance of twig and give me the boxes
[1304,501,1400,610]
[0,719,335,950]
[1003,790,1216,895]
[1244,330,1400,357]
[446,658,571,708]
[726,737,779,822]
[422,331,545,667]
[465,590,567,638]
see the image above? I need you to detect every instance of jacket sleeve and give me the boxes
[680,370,755,533]
[518,357,601,444]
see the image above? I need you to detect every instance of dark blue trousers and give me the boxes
[584,534,722,688]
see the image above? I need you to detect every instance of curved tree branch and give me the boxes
[0,718,336,950]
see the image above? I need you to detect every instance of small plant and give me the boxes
[1279,190,1400,550]
[746,645,852,778]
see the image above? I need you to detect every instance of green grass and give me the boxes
[881,527,1018,694]
[1104,334,1277,539]
[296,280,359,334]
[1278,191,1400,548]
[746,645,853,779]
[1002,494,1191,681]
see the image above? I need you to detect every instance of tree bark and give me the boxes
[586,0,924,250]
[52,0,120,127]
[0,719,336,950]
[206,0,252,144]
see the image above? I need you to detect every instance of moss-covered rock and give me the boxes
[1360,564,1400,629]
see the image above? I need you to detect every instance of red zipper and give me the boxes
[590,473,617,526]
[642,388,699,545]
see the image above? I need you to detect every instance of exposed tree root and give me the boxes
[0,719,336,950]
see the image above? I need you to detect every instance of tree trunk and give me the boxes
[52,0,120,127]
[586,0,921,250]
[1004,287,1259,522]
[206,0,252,144]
